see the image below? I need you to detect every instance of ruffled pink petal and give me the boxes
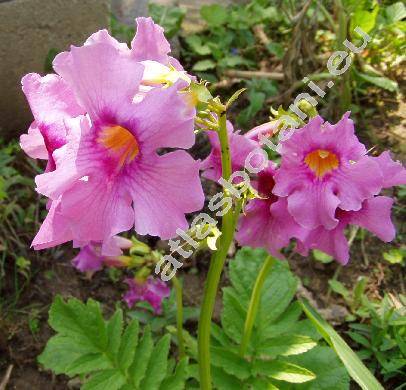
[131,17,171,64]
[330,156,382,212]
[286,181,340,230]
[84,29,129,52]
[128,151,204,239]
[128,81,196,150]
[101,235,133,256]
[32,199,74,250]
[373,151,406,188]
[72,244,104,272]
[53,42,144,120]
[297,222,350,264]
[21,73,84,160]
[35,116,94,200]
[347,196,395,242]
[60,174,134,243]
[19,123,48,159]
[236,198,307,259]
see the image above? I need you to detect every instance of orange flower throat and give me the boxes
[98,125,139,167]
[305,149,339,178]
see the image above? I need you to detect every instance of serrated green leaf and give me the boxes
[160,357,189,390]
[258,334,317,357]
[192,59,216,71]
[107,309,123,358]
[66,353,113,376]
[118,319,139,370]
[140,334,171,389]
[211,347,251,380]
[328,280,350,300]
[82,369,126,390]
[357,72,399,92]
[130,326,153,387]
[212,366,242,390]
[284,346,350,389]
[300,299,384,390]
[253,359,316,383]
[200,4,228,26]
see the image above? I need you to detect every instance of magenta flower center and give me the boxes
[98,125,139,167]
[305,149,339,178]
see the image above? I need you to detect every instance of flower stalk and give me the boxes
[239,255,275,357]
[172,276,185,359]
[197,112,236,390]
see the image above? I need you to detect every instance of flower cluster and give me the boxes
[202,113,405,264]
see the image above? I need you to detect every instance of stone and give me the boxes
[0,0,110,139]
[111,0,148,25]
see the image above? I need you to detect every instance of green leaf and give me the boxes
[185,35,211,55]
[328,280,350,300]
[285,346,350,389]
[118,319,139,370]
[253,359,316,383]
[383,248,404,265]
[130,326,154,387]
[106,309,123,358]
[211,347,251,380]
[200,4,228,27]
[385,2,406,24]
[212,366,242,390]
[312,249,333,264]
[350,4,379,35]
[266,42,284,59]
[357,72,399,92]
[82,369,126,390]
[192,59,217,71]
[140,334,171,389]
[160,357,189,390]
[300,299,384,390]
[258,334,317,357]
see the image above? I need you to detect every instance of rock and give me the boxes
[111,0,148,25]
[0,0,110,139]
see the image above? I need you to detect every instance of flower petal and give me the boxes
[128,151,204,239]
[373,151,406,188]
[19,123,48,160]
[131,17,171,64]
[54,42,144,120]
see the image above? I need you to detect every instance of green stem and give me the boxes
[172,276,185,359]
[239,255,275,357]
[198,113,235,390]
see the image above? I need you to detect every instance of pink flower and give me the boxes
[72,236,133,272]
[236,165,307,258]
[30,23,204,250]
[372,151,406,188]
[200,121,263,182]
[19,124,48,160]
[273,113,384,230]
[296,196,396,264]
[124,277,170,314]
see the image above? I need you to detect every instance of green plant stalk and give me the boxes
[172,276,185,359]
[197,113,235,390]
[335,0,352,112]
[239,255,275,356]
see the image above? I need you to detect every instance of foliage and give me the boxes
[181,248,351,389]
[328,279,406,385]
[149,3,186,39]
[38,296,190,389]
[128,287,199,333]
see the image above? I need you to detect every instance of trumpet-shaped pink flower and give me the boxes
[30,23,203,251]
[200,121,264,182]
[296,196,396,264]
[72,236,133,272]
[124,277,170,313]
[236,165,307,258]
[273,113,384,230]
